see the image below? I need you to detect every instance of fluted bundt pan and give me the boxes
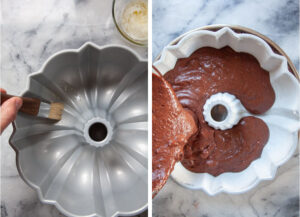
[154,27,300,195]
[9,43,148,217]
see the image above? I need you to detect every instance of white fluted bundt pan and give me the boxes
[9,42,148,217]
[154,27,300,195]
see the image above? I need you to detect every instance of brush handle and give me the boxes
[0,93,41,116]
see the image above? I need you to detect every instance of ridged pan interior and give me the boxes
[10,43,148,217]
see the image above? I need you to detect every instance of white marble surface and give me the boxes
[0,0,147,216]
[152,0,299,216]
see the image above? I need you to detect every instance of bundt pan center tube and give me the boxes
[203,92,247,130]
[9,42,148,217]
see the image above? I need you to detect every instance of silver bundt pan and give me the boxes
[9,42,148,217]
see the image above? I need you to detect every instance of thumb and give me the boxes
[0,97,23,134]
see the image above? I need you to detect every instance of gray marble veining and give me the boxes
[1,0,300,216]
[1,0,147,216]
[152,0,299,216]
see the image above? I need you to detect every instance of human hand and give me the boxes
[0,89,23,134]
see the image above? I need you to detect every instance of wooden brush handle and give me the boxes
[0,93,41,116]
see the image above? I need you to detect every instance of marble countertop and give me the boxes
[0,0,147,216]
[1,0,299,216]
[152,0,299,217]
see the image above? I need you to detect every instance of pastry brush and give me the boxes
[0,93,64,121]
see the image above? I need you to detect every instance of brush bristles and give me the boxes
[48,103,64,120]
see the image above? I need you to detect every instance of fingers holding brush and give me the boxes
[0,89,23,134]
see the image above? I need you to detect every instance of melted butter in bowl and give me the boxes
[121,0,148,42]
[113,0,148,46]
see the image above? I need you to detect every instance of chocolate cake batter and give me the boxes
[152,73,197,196]
[164,46,275,176]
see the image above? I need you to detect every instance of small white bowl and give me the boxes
[153,27,300,195]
